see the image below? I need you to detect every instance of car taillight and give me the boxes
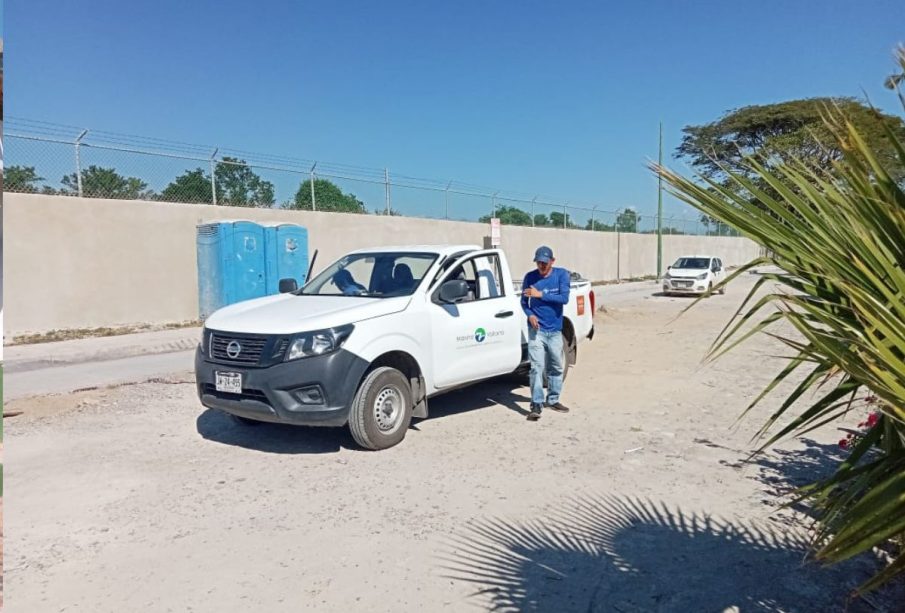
[589,290,596,315]
[577,295,585,316]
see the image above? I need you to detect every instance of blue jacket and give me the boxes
[520,267,571,332]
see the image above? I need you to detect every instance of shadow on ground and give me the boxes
[424,378,532,419]
[720,438,854,518]
[196,409,355,454]
[749,437,850,492]
[196,378,532,453]
[441,493,900,612]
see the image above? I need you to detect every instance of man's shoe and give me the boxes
[527,403,543,421]
[546,402,570,413]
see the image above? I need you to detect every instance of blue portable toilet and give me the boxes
[196,220,268,319]
[262,222,309,294]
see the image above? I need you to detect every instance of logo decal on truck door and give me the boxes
[456,327,504,347]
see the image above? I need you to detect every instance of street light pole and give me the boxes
[309,162,317,211]
[657,121,664,280]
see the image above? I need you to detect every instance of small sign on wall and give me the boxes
[490,217,501,247]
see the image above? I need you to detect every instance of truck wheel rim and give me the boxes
[373,386,404,433]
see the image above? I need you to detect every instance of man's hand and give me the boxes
[523,286,543,299]
[528,315,539,329]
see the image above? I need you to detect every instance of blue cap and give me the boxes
[534,246,554,263]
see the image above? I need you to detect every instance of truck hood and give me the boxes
[205,294,411,334]
[668,268,710,278]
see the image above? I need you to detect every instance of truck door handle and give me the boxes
[495,310,514,318]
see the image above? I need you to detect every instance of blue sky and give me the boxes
[7,0,905,224]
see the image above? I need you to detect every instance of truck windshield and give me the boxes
[300,252,437,298]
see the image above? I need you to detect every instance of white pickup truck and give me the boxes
[195,244,595,449]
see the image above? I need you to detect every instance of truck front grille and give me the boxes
[210,334,267,364]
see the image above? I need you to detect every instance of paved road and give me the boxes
[3,280,663,400]
[4,350,195,400]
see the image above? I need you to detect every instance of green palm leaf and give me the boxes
[654,50,905,593]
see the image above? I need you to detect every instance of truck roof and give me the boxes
[348,244,483,257]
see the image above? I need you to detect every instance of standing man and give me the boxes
[521,245,571,421]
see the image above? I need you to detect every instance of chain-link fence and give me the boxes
[4,118,740,236]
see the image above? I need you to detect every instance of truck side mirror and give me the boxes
[439,279,469,303]
[279,278,298,293]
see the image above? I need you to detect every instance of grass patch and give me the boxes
[8,320,201,346]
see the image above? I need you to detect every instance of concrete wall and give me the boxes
[5,194,762,336]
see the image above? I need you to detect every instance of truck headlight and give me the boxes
[285,325,354,361]
[696,272,708,280]
[200,328,207,354]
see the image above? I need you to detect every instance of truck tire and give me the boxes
[349,366,413,450]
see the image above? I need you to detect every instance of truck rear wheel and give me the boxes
[349,366,413,450]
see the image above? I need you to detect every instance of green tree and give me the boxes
[291,178,365,213]
[533,214,550,227]
[585,218,614,232]
[5,165,46,193]
[615,208,638,233]
[675,98,905,196]
[215,157,275,207]
[159,168,213,203]
[656,50,905,592]
[61,166,153,199]
[479,205,532,226]
[548,211,580,229]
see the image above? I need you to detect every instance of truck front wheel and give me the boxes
[349,366,413,450]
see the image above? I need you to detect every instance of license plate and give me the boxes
[215,371,242,394]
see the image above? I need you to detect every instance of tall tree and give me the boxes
[585,218,614,232]
[61,165,153,199]
[5,165,46,193]
[214,157,275,207]
[616,208,638,233]
[533,214,550,227]
[290,178,365,213]
[159,168,213,203]
[479,205,532,226]
[675,98,905,195]
[549,211,579,229]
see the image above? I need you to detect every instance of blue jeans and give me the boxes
[528,328,564,406]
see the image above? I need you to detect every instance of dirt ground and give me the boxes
[5,274,903,612]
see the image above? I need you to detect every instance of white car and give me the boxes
[662,255,726,296]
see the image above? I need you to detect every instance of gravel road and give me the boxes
[5,274,902,612]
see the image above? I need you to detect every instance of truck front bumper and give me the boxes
[195,347,370,427]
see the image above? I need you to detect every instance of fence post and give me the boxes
[310,162,318,211]
[445,180,452,219]
[492,191,499,219]
[563,202,568,229]
[74,129,89,197]
[209,148,219,205]
[384,168,391,215]
[591,205,597,231]
[531,196,537,227]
